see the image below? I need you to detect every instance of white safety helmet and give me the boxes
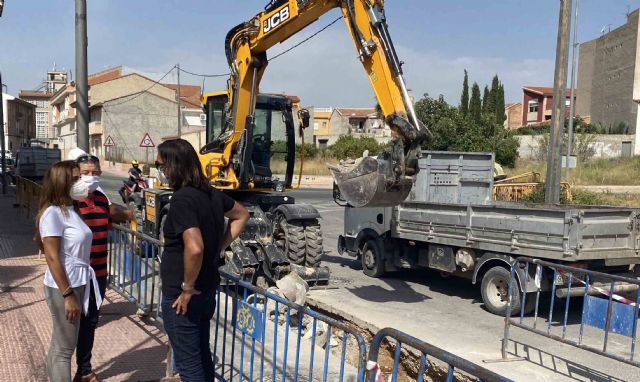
[68,147,88,161]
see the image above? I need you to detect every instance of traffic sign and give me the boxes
[139,133,155,148]
[104,135,115,147]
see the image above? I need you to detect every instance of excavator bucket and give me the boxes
[330,153,414,208]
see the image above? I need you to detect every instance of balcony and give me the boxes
[89,121,103,136]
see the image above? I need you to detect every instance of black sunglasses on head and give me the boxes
[76,155,100,163]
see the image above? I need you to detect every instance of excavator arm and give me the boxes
[202,0,430,207]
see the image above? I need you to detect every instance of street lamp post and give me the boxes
[0,72,6,195]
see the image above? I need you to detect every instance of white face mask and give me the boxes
[157,169,169,185]
[70,179,90,200]
[81,175,101,193]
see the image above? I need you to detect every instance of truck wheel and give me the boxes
[361,239,385,278]
[275,216,307,266]
[303,219,323,268]
[481,267,535,316]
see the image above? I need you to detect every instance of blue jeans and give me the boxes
[162,292,216,382]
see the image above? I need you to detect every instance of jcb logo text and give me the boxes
[263,5,290,34]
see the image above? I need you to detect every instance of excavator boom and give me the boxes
[203,0,430,207]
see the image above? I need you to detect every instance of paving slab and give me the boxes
[0,191,169,382]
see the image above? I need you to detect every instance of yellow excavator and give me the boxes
[142,0,428,286]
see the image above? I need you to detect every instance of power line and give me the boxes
[269,16,343,62]
[103,66,176,108]
[176,15,343,79]
[178,66,229,78]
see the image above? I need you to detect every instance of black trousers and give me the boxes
[75,276,107,377]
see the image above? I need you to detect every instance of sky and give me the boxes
[1,0,640,108]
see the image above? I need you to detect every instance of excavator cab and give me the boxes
[201,92,297,191]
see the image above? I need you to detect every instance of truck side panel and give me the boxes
[393,202,640,262]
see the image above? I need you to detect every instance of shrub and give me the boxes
[327,135,384,160]
[271,141,319,160]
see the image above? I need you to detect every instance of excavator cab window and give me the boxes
[251,108,274,181]
[205,95,226,147]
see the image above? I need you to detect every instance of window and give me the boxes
[565,99,571,107]
[313,122,319,131]
[318,139,328,149]
[322,121,327,128]
[528,100,539,113]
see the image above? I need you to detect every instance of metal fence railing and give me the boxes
[15,176,41,217]
[368,328,511,382]
[108,225,162,318]
[107,225,509,381]
[214,270,368,381]
[502,257,640,367]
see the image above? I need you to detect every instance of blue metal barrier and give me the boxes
[214,270,368,381]
[107,227,510,381]
[502,257,640,367]
[108,225,162,318]
[367,328,511,382]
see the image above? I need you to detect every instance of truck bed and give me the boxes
[392,201,640,262]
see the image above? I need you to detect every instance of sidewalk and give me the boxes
[0,191,169,382]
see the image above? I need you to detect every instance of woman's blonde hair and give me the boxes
[34,161,80,245]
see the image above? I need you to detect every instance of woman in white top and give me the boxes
[36,160,98,382]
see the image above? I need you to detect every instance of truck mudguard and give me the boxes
[273,203,321,221]
[472,253,538,293]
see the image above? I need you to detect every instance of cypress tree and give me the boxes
[482,86,490,114]
[495,84,506,125]
[460,70,469,116]
[470,82,482,123]
[487,75,499,115]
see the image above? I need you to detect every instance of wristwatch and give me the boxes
[181,282,194,291]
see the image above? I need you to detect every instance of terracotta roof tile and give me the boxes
[18,91,52,99]
[88,66,122,86]
[523,86,573,97]
[163,84,202,108]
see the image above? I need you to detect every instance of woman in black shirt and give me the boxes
[157,139,249,382]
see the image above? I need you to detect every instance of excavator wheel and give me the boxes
[274,215,324,268]
[275,216,306,266]
[303,219,323,268]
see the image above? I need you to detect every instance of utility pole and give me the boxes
[0,1,6,195]
[177,64,181,138]
[75,0,89,152]
[566,0,579,179]
[0,72,6,195]
[545,0,572,204]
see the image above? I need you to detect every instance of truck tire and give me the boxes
[303,219,323,268]
[481,266,535,316]
[361,239,385,278]
[275,217,307,266]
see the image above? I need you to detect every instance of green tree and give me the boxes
[415,93,520,167]
[460,70,469,116]
[469,83,482,123]
[495,84,506,125]
[486,75,499,116]
[482,85,490,114]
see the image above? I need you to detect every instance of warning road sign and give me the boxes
[104,135,115,147]
[139,133,155,148]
